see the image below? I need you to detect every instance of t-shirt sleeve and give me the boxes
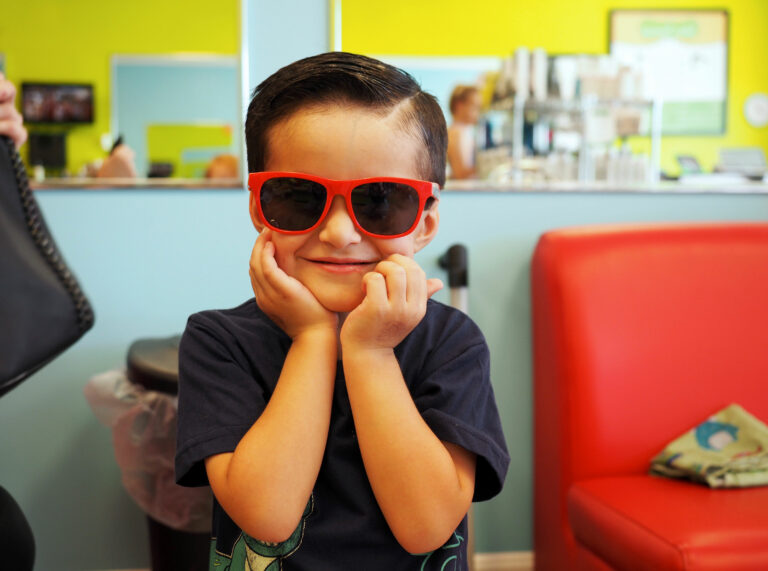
[410,309,510,502]
[175,311,273,487]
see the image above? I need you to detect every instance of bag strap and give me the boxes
[1,136,94,333]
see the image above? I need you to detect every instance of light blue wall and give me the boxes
[2,186,768,569]
[245,0,329,91]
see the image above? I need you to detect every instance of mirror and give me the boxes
[9,1,244,190]
[23,52,244,187]
[111,55,242,184]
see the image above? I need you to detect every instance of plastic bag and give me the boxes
[84,369,212,532]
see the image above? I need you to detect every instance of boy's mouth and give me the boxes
[307,257,378,273]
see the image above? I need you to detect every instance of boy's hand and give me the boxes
[340,254,442,351]
[250,230,337,339]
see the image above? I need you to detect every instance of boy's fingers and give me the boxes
[252,228,271,253]
[249,238,265,275]
[249,243,267,291]
[383,254,428,304]
[259,240,285,288]
[250,238,280,296]
[403,259,427,305]
[250,245,288,312]
[374,260,407,304]
[252,227,270,245]
[251,231,274,265]
[259,240,307,301]
[249,269,265,300]
[362,271,387,306]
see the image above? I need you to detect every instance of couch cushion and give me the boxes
[569,475,768,570]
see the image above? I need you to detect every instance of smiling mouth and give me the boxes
[309,258,377,266]
[307,258,378,272]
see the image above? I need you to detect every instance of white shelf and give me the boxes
[482,96,663,184]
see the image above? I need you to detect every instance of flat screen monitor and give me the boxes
[21,82,94,124]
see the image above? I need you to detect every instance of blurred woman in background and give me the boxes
[447,84,482,179]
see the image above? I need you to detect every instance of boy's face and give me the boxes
[250,104,440,313]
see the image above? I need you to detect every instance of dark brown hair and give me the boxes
[245,52,447,186]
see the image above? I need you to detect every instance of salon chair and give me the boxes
[531,223,768,570]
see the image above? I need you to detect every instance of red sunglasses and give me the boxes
[248,171,440,239]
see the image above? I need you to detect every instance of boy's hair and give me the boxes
[245,52,447,187]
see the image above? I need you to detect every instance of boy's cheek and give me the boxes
[271,248,290,273]
[379,239,417,260]
[270,240,302,276]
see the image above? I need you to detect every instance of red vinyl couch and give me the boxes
[531,223,768,570]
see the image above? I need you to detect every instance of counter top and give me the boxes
[30,175,768,194]
[31,177,244,190]
[444,175,768,194]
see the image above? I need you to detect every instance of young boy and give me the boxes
[175,52,509,570]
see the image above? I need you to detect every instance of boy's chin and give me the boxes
[317,293,365,314]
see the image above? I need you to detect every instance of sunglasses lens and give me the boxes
[351,182,420,236]
[260,177,327,231]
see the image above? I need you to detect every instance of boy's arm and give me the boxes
[205,232,337,544]
[340,255,476,555]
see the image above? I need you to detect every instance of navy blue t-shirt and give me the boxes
[176,298,509,570]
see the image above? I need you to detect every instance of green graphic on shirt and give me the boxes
[419,531,464,570]
[211,496,313,570]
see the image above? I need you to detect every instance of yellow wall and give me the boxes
[341,0,768,174]
[0,0,239,173]
[2,1,765,175]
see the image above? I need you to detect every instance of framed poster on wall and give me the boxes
[610,9,728,135]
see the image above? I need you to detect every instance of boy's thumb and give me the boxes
[426,278,444,298]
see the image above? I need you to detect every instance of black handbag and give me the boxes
[0,135,94,396]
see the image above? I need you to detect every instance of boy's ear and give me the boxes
[413,202,440,253]
[249,192,265,232]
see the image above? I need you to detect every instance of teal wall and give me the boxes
[2,186,768,568]
[2,2,768,568]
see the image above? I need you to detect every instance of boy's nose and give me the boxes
[318,196,362,247]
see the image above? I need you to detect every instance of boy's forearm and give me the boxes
[207,328,337,543]
[343,347,476,554]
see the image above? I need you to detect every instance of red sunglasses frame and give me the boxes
[248,171,440,239]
